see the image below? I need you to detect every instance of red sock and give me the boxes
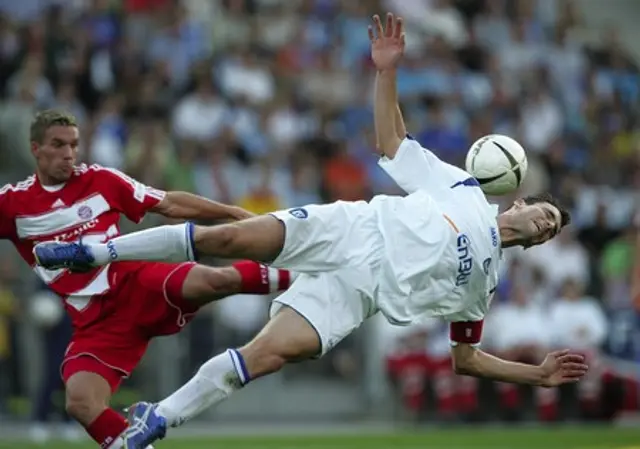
[233,261,292,294]
[86,408,127,448]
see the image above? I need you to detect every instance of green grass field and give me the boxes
[2,428,640,449]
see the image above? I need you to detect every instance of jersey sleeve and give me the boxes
[97,166,166,223]
[378,135,463,194]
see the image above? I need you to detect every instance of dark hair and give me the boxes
[522,192,571,228]
[30,109,78,144]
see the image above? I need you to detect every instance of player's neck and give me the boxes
[496,215,521,248]
[36,170,66,188]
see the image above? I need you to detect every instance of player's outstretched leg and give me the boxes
[34,216,286,270]
[121,306,320,448]
[33,216,296,298]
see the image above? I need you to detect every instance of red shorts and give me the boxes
[61,261,198,392]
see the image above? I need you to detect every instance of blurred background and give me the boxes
[1,0,640,443]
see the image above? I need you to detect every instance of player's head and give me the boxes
[30,109,79,184]
[498,192,571,248]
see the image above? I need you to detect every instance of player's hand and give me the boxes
[539,349,589,388]
[368,13,405,71]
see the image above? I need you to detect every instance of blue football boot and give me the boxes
[123,402,167,449]
[33,240,95,272]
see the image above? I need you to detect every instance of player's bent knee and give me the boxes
[64,371,112,426]
[65,392,96,424]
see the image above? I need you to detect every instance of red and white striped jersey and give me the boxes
[0,164,165,305]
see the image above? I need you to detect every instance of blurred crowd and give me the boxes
[0,0,639,431]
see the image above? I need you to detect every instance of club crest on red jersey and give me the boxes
[77,205,93,220]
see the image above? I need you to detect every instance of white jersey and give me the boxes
[372,136,501,330]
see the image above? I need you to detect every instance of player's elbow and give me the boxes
[150,192,181,218]
[378,137,402,160]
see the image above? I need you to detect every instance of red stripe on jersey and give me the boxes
[449,320,484,345]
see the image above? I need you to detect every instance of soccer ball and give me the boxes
[29,291,64,328]
[465,134,528,196]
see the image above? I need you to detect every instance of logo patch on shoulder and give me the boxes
[482,258,492,275]
[288,207,308,219]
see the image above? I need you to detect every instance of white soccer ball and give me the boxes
[465,134,528,196]
[29,291,64,328]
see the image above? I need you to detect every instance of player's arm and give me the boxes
[450,327,588,387]
[374,69,447,194]
[371,13,406,158]
[394,104,407,142]
[374,68,404,158]
[375,85,406,151]
[151,191,254,222]
[370,13,454,192]
[97,166,253,224]
[451,343,547,385]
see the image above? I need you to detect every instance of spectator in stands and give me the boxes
[578,203,621,297]
[384,322,432,422]
[29,285,78,443]
[0,259,17,417]
[522,227,589,294]
[485,283,550,420]
[549,278,609,419]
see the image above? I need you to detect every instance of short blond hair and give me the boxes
[30,109,78,144]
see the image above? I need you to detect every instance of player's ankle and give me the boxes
[84,408,127,447]
[86,242,111,265]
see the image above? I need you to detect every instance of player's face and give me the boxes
[511,199,562,247]
[32,125,79,183]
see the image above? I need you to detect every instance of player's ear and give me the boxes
[30,141,39,158]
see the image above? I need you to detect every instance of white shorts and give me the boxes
[268,202,384,356]
[270,269,378,356]
[269,201,383,273]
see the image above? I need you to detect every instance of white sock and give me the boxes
[88,223,196,265]
[155,349,250,427]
